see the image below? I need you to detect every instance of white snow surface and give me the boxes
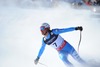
[0,0,100,67]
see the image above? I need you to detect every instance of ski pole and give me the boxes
[38,62,48,67]
[77,31,82,53]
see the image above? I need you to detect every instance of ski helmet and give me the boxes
[40,23,50,30]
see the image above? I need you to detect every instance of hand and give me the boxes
[75,26,83,31]
[34,57,39,65]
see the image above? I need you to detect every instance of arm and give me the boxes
[52,26,83,34]
[52,27,76,34]
[37,40,46,58]
[34,39,46,64]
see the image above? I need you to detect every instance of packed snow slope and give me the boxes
[0,0,100,67]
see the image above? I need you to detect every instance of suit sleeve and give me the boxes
[37,38,46,58]
[52,27,76,34]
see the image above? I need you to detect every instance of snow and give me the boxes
[0,0,100,67]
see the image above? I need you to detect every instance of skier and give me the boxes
[34,23,85,67]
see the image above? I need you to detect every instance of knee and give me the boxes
[59,53,64,60]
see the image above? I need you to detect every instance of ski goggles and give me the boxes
[40,26,46,31]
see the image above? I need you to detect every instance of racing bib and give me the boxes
[50,35,64,49]
[44,32,64,49]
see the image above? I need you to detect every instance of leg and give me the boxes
[64,42,86,64]
[68,45,86,65]
[71,49,85,64]
[58,51,74,67]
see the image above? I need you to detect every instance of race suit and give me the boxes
[37,27,85,67]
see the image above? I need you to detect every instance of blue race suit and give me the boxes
[37,27,85,67]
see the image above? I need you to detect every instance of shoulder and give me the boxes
[51,29,60,34]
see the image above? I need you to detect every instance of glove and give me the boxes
[34,57,39,65]
[75,26,83,31]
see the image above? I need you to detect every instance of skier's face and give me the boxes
[41,29,48,35]
[40,26,48,35]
